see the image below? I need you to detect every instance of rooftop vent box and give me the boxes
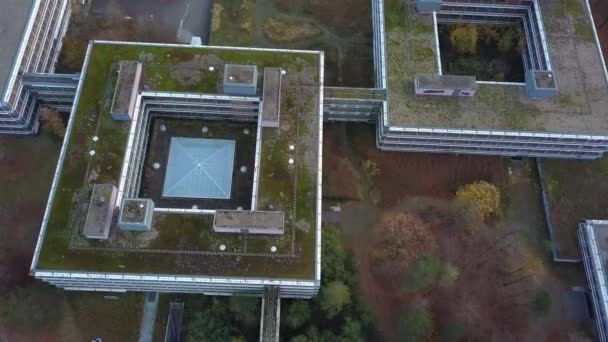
[416,0,442,13]
[261,68,282,128]
[223,64,258,96]
[118,198,155,231]
[110,61,142,121]
[84,184,118,240]
[415,74,477,97]
[525,70,558,98]
[213,210,285,235]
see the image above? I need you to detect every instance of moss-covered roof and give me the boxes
[385,0,608,134]
[34,42,321,280]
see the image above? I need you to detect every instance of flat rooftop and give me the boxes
[385,0,608,133]
[0,0,35,95]
[33,42,322,279]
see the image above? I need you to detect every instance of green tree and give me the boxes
[398,305,434,342]
[337,317,364,342]
[1,283,64,331]
[187,310,240,342]
[290,326,336,342]
[320,281,351,318]
[530,289,552,317]
[455,181,500,219]
[449,25,479,54]
[403,256,442,292]
[286,300,311,329]
[497,28,516,53]
[322,226,348,282]
[229,296,258,326]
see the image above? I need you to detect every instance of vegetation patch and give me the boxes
[263,18,322,43]
[439,24,526,82]
[209,0,256,46]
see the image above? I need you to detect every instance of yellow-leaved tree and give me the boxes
[455,180,500,219]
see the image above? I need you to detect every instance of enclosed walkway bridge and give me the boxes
[259,286,281,342]
[323,86,384,123]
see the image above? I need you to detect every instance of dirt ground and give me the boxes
[332,124,507,208]
[323,123,592,341]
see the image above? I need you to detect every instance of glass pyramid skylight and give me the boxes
[162,137,235,199]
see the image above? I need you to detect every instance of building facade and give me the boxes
[0,0,72,134]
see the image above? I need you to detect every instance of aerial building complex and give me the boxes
[1,0,606,340]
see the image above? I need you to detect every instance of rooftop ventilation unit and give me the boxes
[223,64,258,96]
[525,70,558,98]
[118,198,155,231]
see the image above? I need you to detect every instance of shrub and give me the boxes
[439,263,460,288]
[403,256,442,292]
[398,305,434,342]
[40,108,66,138]
[361,159,380,177]
[455,181,500,219]
[320,281,351,318]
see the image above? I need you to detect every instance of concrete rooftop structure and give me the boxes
[30,41,324,298]
[356,0,608,158]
